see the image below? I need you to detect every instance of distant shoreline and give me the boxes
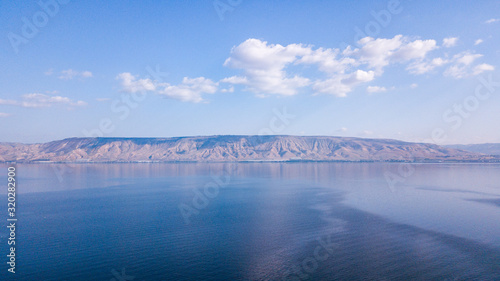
[2,136,499,163]
[3,159,500,164]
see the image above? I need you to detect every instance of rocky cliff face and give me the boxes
[0,136,494,162]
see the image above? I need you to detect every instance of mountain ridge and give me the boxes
[1,135,498,163]
[445,143,500,156]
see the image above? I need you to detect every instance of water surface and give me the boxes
[1,163,499,280]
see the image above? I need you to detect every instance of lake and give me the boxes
[1,163,500,280]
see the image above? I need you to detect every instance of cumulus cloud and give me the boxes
[118,35,493,100]
[443,52,491,78]
[410,83,418,89]
[315,75,373,97]
[222,39,311,96]
[407,57,449,74]
[157,77,218,103]
[220,86,234,93]
[21,93,87,108]
[391,38,438,61]
[116,72,218,103]
[366,86,387,93]
[81,71,93,77]
[221,36,438,97]
[442,37,458,47]
[407,49,493,79]
[297,47,356,74]
[472,63,495,75]
[220,76,248,84]
[313,70,375,97]
[59,69,93,80]
[485,18,500,24]
[455,53,482,65]
[347,35,437,72]
[474,39,484,45]
[117,72,156,93]
[0,94,87,108]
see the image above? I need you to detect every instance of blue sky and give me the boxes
[0,0,499,144]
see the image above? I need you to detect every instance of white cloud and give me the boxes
[472,63,495,75]
[0,113,11,117]
[157,77,218,103]
[0,94,87,108]
[81,71,93,78]
[485,18,500,24]
[347,36,403,70]
[116,72,156,93]
[444,52,487,79]
[117,73,218,103]
[223,38,311,96]
[59,69,93,80]
[117,36,492,100]
[348,35,437,72]
[410,83,418,89]
[366,86,387,93]
[407,57,449,74]
[21,93,87,108]
[220,76,248,84]
[96,98,111,102]
[442,37,458,47]
[220,86,234,93]
[312,70,375,97]
[455,53,482,65]
[391,38,438,61]
[297,47,355,74]
[222,36,438,97]
[444,65,466,79]
[474,39,484,45]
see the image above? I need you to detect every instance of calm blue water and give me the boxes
[1,163,500,280]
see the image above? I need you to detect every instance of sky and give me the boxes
[0,0,499,144]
